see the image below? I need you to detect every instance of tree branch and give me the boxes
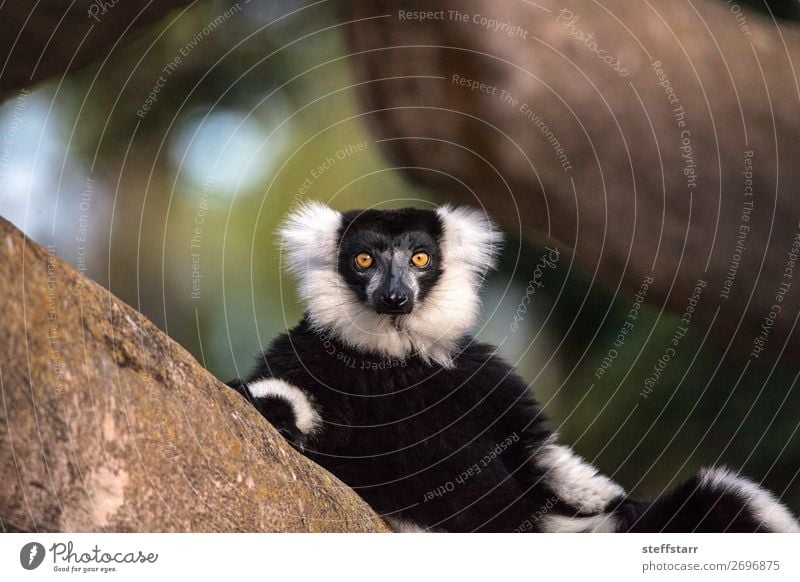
[0,216,387,532]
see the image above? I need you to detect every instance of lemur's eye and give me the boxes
[411,252,430,268]
[355,253,374,269]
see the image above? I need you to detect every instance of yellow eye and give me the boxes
[355,253,373,269]
[411,252,430,268]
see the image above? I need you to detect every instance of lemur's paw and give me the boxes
[227,377,321,454]
[278,426,308,453]
[226,378,250,398]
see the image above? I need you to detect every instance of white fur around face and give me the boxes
[279,201,344,305]
[535,439,626,514]
[247,378,321,435]
[279,202,502,367]
[698,467,799,532]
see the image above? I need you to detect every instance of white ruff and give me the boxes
[280,202,502,367]
[247,378,321,435]
[535,439,626,514]
[698,467,799,532]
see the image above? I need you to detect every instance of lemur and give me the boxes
[227,202,799,532]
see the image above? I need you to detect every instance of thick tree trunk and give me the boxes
[0,216,388,532]
[343,0,800,357]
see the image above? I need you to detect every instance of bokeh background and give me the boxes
[1,0,798,513]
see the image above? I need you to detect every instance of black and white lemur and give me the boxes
[227,202,798,533]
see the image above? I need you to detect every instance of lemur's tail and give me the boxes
[544,466,799,533]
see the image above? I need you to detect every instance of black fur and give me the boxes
[227,378,308,451]
[337,208,443,305]
[613,477,772,533]
[226,206,797,532]
[228,319,795,532]
[233,318,576,531]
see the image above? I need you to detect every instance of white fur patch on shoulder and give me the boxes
[536,440,625,514]
[541,513,619,533]
[247,378,322,435]
[698,467,799,532]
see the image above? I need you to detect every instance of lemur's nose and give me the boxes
[377,291,412,314]
[376,262,414,314]
[382,292,408,307]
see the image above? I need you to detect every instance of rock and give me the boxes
[0,216,388,532]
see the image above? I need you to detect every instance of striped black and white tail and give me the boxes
[541,463,799,533]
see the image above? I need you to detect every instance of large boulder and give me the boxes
[0,216,388,532]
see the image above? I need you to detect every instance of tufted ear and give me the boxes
[278,201,342,280]
[435,205,503,275]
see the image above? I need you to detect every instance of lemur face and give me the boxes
[280,202,501,366]
[336,209,443,316]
